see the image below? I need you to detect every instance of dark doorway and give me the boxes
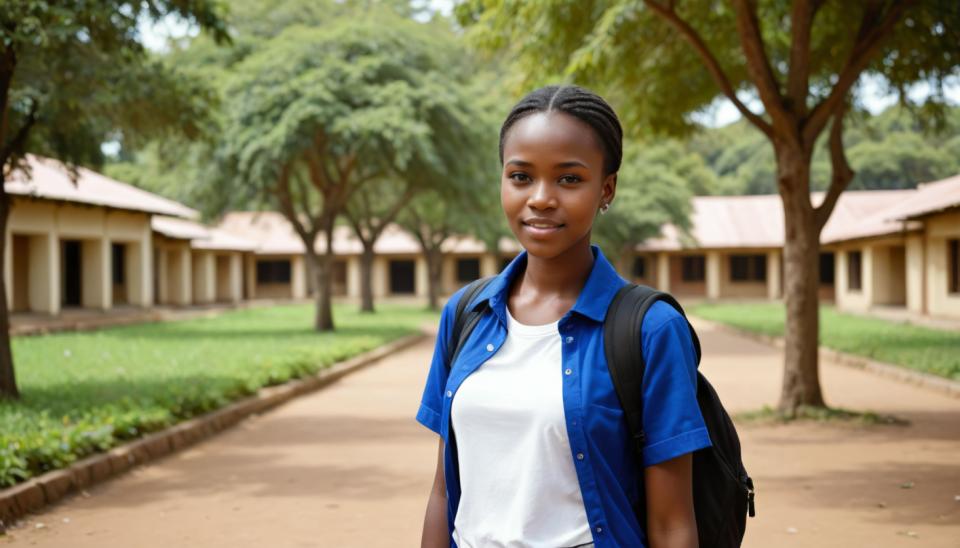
[62,240,82,307]
[389,259,415,294]
[456,258,481,283]
[112,243,127,304]
[819,252,835,286]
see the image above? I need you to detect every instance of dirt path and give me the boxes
[2,320,958,547]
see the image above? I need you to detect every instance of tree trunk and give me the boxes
[312,225,335,331]
[359,245,375,313]
[0,175,18,400]
[777,146,825,413]
[425,247,443,311]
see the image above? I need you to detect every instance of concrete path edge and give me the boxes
[0,331,428,532]
[694,316,960,399]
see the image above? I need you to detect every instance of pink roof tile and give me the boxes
[887,174,960,221]
[152,216,258,252]
[7,155,198,219]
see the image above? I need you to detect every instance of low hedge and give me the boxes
[0,303,437,488]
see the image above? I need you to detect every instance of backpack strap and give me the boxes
[603,283,702,455]
[445,275,497,370]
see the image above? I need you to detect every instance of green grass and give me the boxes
[690,302,960,381]
[0,303,439,488]
[735,404,910,426]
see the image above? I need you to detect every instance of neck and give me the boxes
[516,236,595,301]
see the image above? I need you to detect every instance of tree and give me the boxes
[395,190,464,311]
[222,14,483,330]
[593,141,695,269]
[0,1,228,399]
[457,0,960,413]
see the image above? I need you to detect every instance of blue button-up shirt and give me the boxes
[416,244,711,547]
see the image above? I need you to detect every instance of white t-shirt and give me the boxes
[450,305,595,548]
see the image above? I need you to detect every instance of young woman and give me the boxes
[416,85,710,548]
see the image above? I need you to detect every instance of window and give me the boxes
[819,252,835,285]
[949,239,959,294]
[681,256,705,282]
[256,260,291,284]
[111,243,125,285]
[456,258,481,283]
[847,250,862,291]
[729,254,766,282]
[632,256,646,278]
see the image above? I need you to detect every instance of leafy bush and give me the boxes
[0,303,437,487]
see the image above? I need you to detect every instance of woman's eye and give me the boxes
[559,175,582,184]
[509,172,531,183]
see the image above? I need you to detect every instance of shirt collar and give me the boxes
[467,243,626,323]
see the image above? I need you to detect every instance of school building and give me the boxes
[5,155,959,323]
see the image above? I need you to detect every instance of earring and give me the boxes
[600,202,610,215]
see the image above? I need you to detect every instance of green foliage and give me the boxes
[593,140,696,262]
[690,302,960,381]
[2,0,229,170]
[0,303,438,487]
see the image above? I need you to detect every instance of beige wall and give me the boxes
[905,234,924,313]
[871,244,907,306]
[836,243,872,311]
[925,211,960,318]
[7,198,153,314]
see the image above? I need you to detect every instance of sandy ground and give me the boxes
[2,319,958,547]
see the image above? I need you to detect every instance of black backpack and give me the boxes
[445,277,755,547]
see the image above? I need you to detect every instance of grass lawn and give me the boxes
[689,302,960,382]
[0,303,439,488]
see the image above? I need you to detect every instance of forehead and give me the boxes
[503,111,603,164]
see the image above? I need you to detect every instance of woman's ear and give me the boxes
[602,172,617,205]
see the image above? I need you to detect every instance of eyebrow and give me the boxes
[505,159,589,169]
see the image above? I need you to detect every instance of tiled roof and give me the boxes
[637,189,920,250]
[152,216,258,252]
[217,211,523,255]
[887,174,960,221]
[7,155,199,219]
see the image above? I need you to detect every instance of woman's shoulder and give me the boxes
[639,299,686,335]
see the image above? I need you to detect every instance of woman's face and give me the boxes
[500,111,616,259]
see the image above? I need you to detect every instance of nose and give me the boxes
[527,178,557,210]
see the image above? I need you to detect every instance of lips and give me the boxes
[521,220,565,237]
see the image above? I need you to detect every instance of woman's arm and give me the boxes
[644,453,698,548]
[421,437,449,548]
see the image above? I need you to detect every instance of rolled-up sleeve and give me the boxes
[639,302,712,467]
[415,287,465,436]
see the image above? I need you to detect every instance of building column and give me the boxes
[4,229,12,306]
[192,251,216,304]
[480,254,497,278]
[767,250,781,300]
[227,253,242,303]
[176,246,192,306]
[347,255,362,299]
[291,255,306,299]
[244,254,256,299]
[414,255,428,298]
[128,225,152,307]
[656,253,671,293]
[904,235,923,313]
[82,238,111,310]
[30,232,60,315]
[706,252,721,300]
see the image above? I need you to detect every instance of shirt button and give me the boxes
[565,336,574,344]
[571,420,578,426]
[576,452,584,460]
[486,343,494,352]
[446,390,453,398]
[596,526,603,533]
[564,368,572,375]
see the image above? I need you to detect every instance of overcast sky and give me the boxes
[138,2,957,128]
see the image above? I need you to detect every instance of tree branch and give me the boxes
[785,0,818,117]
[730,0,792,135]
[643,0,774,139]
[803,0,914,144]
[0,98,38,165]
[815,102,854,232]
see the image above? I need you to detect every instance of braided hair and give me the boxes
[499,85,623,176]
